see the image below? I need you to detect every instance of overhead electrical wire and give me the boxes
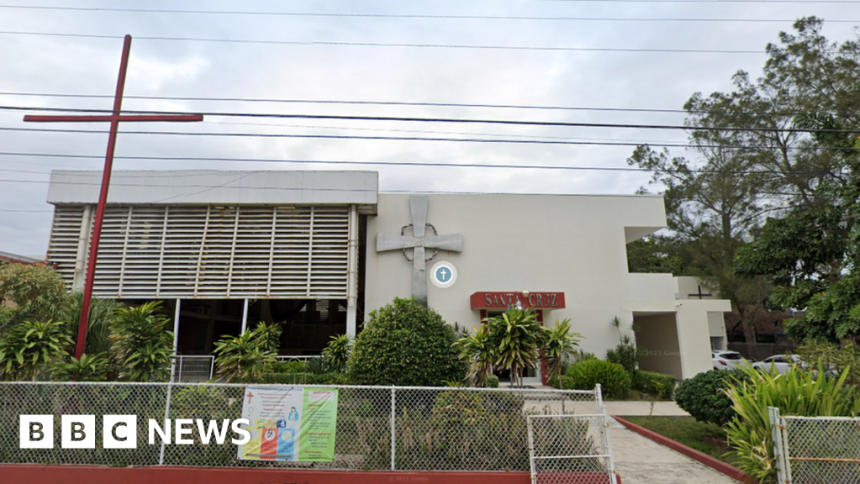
[0,152,841,176]
[3,125,854,151]
[0,30,766,54]
[0,5,854,23]
[3,105,858,134]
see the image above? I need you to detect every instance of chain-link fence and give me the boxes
[170,356,214,382]
[770,407,860,484]
[1,382,602,471]
[528,414,617,484]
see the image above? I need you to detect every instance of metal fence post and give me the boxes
[158,382,174,466]
[769,407,788,484]
[595,383,603,413]
[390,386,396,470]
[526,416,537,484]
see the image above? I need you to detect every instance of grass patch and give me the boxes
[623,416,739,467]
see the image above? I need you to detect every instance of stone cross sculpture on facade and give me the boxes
[376,195,463,306]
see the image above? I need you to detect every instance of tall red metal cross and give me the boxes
[24,35,204,359]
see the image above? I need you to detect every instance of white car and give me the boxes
[712,351,747,370]
[752,355,803,375]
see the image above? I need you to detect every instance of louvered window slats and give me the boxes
[47,205,349,299]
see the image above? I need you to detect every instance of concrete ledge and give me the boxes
[0,465,621,484]
[613,416,756,484]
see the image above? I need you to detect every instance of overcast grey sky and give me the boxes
[0,0,857,257]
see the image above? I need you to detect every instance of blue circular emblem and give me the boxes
[435,266,452,283]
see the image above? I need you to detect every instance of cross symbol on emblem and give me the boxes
[376,195,463,306]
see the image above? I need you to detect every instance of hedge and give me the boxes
[261,372,350,385]
[566,359,631,399]
[631,370,676,400]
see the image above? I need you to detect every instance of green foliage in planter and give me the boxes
[606,344,640,375]
[675,369,748,426]
[454,326,495,387]
[487,374,499,388]
[51,353,109,381]
[349,298,463,386]
[110,302,174,382]
[0,319,74,380]
[631,370,676,400]
[323,334,352,372]
[725,365,860,483]
[0,263,73,332]
[566,359,631,399]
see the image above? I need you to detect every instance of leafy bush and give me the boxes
[485,307,541,387]
[725,365,860,483]
[606,344,639,375]
[797,340,860,386]
[62,293,122,355]
[632,370,676,400]
[0,263,73,332]
[322,334,352,372]
[548,374,575,390]
[349,298,463,386]
[213,323,276,382]
[675,369,748,426]
[110,302,174,382]
[566,359,631,399]
[269,360,306,373]
[487,375,499,388]
[51,353,109,381]
[541,319,582,385]
[0,319,74,380]
[304,356,333,374]
[454,326,495,387]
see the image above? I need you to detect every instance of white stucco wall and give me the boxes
[363,193,729,378]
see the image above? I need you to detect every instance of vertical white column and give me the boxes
[72,205,94,291]
[346,204,358,337]
[241,299,249,334]
[171,299,181,381]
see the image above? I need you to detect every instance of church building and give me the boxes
[44,169,730,382]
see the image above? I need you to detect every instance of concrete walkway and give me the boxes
[607,417,740,484]
[605,401,690,417]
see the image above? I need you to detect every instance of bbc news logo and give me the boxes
[19,415,251,449]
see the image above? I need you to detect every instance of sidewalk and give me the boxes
[607,417,740,484]
[605,401,689,417]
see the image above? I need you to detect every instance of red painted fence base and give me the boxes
[0,465,620,484]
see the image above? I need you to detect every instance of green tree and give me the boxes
[0,263,73,332]
[322,334,352,373]
[109,302,174,382]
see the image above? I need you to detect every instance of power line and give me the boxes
[0,91,697,114]
[6,106,860,134]
[0,5,854,23]
[0,30,766,54]
[0,151,837,175]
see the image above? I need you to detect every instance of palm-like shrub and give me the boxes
[213,323,277,382]
[109,302,174,382]
[322,334,352,372]
[0,319,74,380]
[725,364,860,483]
[254,321,282,353]
[454,327,495,387]
[486,307,542,387]
[541,319,581,385]
[63,292,122,355]
[51,353,109,381]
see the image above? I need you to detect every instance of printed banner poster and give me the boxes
[237,387,338,462]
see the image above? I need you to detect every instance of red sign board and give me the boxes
[470,292,566,310]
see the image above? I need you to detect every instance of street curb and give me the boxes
[612,416,758,484]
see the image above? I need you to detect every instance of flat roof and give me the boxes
[47,170,378,212]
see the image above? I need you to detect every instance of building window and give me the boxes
[710,337,724,351]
